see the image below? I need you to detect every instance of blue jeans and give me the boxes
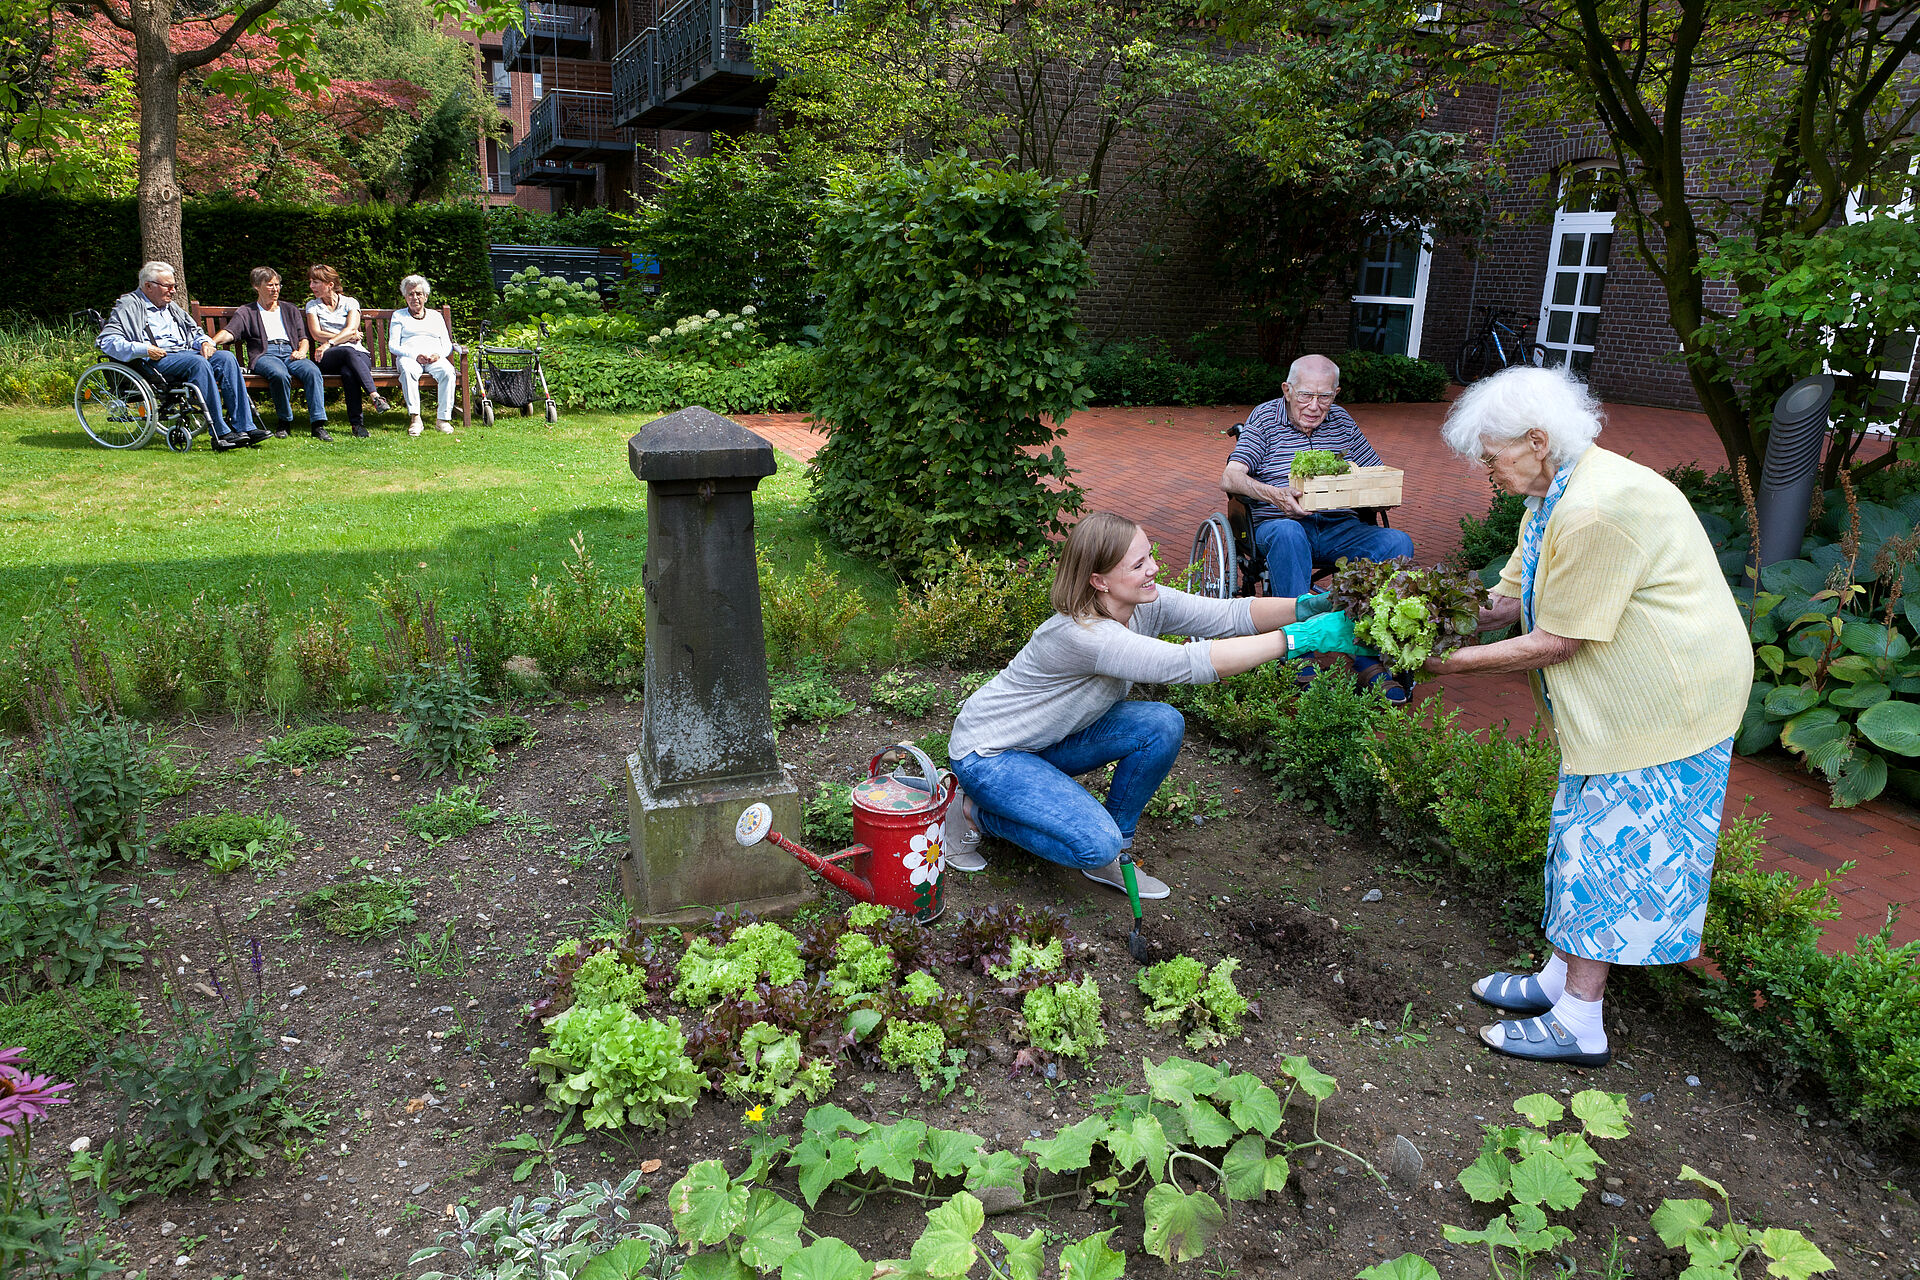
[152,350,253,438]
[949,701,1185,869]
[1252,513,1414,596]
[251,342,326,426]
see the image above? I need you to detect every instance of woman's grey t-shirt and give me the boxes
[305,295,362,343]
[948,586,1256,760]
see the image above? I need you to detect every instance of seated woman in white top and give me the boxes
[388,274,459,435]
[304,263,390,436]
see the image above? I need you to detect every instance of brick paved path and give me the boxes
[738,404,1916,949]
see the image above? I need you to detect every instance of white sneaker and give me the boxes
[945,789,986,872]
[438,421,454,433]
[1082,859,1169,899]
[407,416,423,437]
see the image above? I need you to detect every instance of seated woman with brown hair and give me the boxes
[944,511,1368,901]
[304,263,389,437]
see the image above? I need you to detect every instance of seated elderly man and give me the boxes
[1221,353,1415,695]
[96,262,265,452]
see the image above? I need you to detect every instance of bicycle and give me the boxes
[1454,305,1549,385]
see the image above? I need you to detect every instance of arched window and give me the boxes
[1535,164,1619,375]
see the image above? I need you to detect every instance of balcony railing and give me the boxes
[485,172,515,194]
[611,0,777,131]
[503,2,597,69]
[508,90,633,185]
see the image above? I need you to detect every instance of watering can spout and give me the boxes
[733,802,879,905]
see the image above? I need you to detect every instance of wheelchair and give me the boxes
[70,309,218,452]
[1187,424,1394,600]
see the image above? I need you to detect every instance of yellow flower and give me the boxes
[745,1105,766,1123]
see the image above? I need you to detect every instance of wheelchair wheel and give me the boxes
[74,363,158,449]
[165,425,193,452]
[1189,513,1238,600]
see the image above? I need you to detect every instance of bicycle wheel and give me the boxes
[1453,338,1493,386]
[1526,344,1553,368]
[1189,513,1238,600]
[73,363,158,449]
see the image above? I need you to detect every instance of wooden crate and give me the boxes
[1294,465,1404,511]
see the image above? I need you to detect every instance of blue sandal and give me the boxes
[1354,658,1411,706]
[1471,971,1555,1017]
[1480,1015,1611,1068]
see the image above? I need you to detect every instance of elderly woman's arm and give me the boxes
[1424,625,1581,675]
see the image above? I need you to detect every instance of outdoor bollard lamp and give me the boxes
[622,406,812,921]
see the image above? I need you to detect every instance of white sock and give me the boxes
[1549,992,1606,1053]
[1538,953,1568,1002]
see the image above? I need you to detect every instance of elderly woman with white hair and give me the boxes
[389,274,459,435]
[1426,365,1750,1068]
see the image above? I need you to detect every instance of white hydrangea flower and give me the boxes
[731,322,746,332]
[741,305,757,316]
[704,309,720,319]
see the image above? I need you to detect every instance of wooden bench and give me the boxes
[193,303,472,428]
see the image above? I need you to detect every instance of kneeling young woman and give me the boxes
[945,511,1366,899]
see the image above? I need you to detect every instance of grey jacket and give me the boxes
[97,291,211,363]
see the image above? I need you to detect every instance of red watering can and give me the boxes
[734,742,954,924]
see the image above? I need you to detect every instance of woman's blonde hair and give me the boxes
[1051,511,1143,622]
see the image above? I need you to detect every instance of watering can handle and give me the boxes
[869,741,953,807]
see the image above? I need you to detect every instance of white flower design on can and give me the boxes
[904,820,945,887]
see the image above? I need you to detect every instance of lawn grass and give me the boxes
[0,404,896,657]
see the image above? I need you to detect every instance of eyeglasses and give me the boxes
[152,281,178,291]
[1477,439,1531,469]
[1291,391,1337,405]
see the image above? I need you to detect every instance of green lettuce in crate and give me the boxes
[1329,556,1486,670]
[1290,449,1352,479]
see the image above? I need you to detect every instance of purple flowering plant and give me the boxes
[3,1046,75,1225]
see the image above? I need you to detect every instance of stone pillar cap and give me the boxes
[630,406,778,483]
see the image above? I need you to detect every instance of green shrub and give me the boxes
[0,981,138,1080]
[1166,660,1302,748]
[390,659,492,778]
[488,205,631,248]
[869,670,943,718]
[33,704,160,856]
[254,723,358,768]
[804,780,855,849]
[1429,726,1559,922]
[1260,670,1391,825]
[808,154,1091,572]
[400,785,499,845]
[1079,342,1446,408]
[770,661,855,731]
[0,317,96,405]
[497,267,602,325]
[1335,350,1450,403]
[894,546,1054,667]
[759,546,867,669]
[513,535,645,691]
[164,811,301,873]
[289,596,359,707]
[533,329,816,415]
[1455,481,1527,571]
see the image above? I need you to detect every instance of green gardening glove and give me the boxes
[1281,609,1368,658]
[1293,590,1334,620]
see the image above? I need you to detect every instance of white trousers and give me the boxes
[399,357,458,419]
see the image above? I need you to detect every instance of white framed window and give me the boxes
[1843,154,1920,431]
[1348,228,1433,358]
[1536,165,1619,375]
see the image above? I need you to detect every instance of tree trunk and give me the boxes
[133,0,185,295]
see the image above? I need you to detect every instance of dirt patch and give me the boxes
[19,672,1920,1280]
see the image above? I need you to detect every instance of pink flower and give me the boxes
[0,1047,73,1139]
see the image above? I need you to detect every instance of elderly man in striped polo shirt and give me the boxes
[1220,354,1414,596]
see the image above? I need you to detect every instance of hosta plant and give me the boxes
[1328,556,1487,671]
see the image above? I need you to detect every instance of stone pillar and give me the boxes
[621,406,812,921]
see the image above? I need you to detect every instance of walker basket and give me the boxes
[482,364,536,409]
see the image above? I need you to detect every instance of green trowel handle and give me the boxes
[1118,852,1144,922]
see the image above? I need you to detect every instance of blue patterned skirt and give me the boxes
[1542,737,1734,966]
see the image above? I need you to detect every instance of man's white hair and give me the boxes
[138,261,176,286]
[1286,354,1340,386]
[1441,364,1602,467]
[400,274,431,297]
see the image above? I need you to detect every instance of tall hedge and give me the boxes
[0,194,492,330]
[807,154,1091,573]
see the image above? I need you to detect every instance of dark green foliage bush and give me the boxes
[893,546,1055,666]
[255,724,358,768]
[803,780,855,850]
[1455,482,1527,570]
[1261,671,1391,825]
[625,136,823,340]
[1166,661,1301,747]
[1082,343,1448,408]
[808,155,1091,572]
[33,705,160,855]
[770,661,855,731]
[528,322,816,416]
[0,194,492,328]
[1429,727,1559,922]
[869,670,943,718]
[488,205,630,248]
[0,981,137,1081]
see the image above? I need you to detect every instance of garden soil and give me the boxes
[33,674,1920,1279]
